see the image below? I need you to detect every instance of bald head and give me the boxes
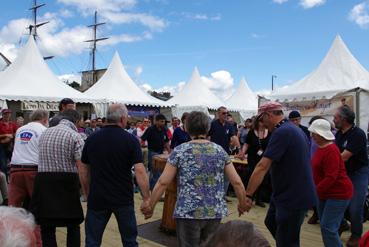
[106,104,128,127]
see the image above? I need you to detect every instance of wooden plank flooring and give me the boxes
[56,194,369,247]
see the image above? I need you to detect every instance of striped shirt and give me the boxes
[38,119,84,173]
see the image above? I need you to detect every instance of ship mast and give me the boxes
[28,0,49,40]
[84,11,109,84]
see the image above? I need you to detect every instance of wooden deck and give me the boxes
[56,194,369,247]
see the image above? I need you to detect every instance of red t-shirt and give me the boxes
[312,143,353,200]
[0,119,17,135]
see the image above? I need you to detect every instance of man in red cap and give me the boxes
[0,109,17,177]
[244,101,317,247]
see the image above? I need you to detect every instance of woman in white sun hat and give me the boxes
[309,118,353,247]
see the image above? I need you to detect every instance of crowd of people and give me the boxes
[0,97,368,247]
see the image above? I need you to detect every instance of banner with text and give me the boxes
[22,101,59,111]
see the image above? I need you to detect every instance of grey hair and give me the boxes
[202,220,270,247]
[60,109,81,124]
[337,105,355,124]
[0,207,36,247]
[107,104,128,123]
[186,111,210,136]
[30,109,49,122]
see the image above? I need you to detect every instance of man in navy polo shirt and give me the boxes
[81,104,150,247]
[141,114,170,189]
[334,105,369,247]
[208,106,241,198]
[245,102,317,247]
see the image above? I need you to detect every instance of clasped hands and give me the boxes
[238,196,253,216]
[140,199,154,220]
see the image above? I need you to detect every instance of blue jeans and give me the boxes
[148,150,161,190]
[264,200,307,247]
[318,199,350,247]
[85,205,138,247]
[346,166,369,237]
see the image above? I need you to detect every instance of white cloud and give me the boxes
[201,70,234,100]
[272,0,288,4]
[273,0,326,8]
[349,2,369,28]
[135,66,143,76]
[299,0,326,9]
[250,33,265,39]
[59,9,74,18]
[58,73,81,84]
[103,12,167,31]
[0,6,159,61]
[181,12,222,21]
[57,0,167,32]
[140,83,153,92]
[57,0,137,13]
[144,70,235,100]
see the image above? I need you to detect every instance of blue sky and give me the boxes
[1,0,369,99]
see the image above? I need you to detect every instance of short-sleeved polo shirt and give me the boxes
[263,121,317,210]
[141,125,169,153]
[81,125,143,210]
[208,119,235,154]
[335,125,368,174]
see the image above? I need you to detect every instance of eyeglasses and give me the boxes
[221,112,228,115]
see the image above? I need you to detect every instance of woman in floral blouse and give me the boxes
[142,111,248,247]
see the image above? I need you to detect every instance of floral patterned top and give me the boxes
[168,141,231,219]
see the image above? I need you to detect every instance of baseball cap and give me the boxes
[288,110,301,119]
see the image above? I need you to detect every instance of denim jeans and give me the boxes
[346,166,369,237]
[148,150,161,190]
[41,225,80,247]
[176,218,221,247]
[85,205,138,247]
[264,200,307,247]
[318,199,350,247]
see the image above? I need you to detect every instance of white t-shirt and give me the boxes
[11,122,47,165]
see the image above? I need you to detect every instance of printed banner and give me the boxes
[22,101,59,111]
[280,95,354,117]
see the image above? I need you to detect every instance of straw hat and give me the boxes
[308,119,335,141]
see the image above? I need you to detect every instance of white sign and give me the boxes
[22,101,59,111]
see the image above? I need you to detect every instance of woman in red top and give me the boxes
[309,119,353,247]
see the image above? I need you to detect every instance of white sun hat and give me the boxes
[308,119,335,141]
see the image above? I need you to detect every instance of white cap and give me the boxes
[308,119,335,141]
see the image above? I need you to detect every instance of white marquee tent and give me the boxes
[266,35,369,130]
[84,52,166,106]
[83,52,170,117]
[226,77,257,119]
[168,67,225,117]
[0,38,90,103]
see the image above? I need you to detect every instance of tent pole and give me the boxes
[355,87,361,128]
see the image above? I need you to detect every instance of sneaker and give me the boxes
[346,235,360,247]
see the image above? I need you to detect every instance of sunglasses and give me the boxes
[221,112,228,115]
